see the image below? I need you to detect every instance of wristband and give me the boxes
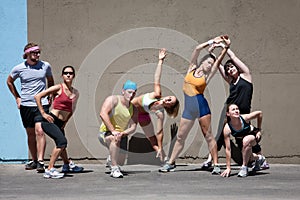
[207,40,214,45]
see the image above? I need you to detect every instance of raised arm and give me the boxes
[227,48,252,82]
[206,36,231,84]
[152,48,167,98]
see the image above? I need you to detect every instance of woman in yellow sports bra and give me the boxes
[160,35,231,174]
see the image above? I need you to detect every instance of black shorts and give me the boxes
[98,131,128,154]
[20,105,50,128]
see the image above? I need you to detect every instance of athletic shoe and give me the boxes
[200,161,212,170]
[211,165,221,175]
[43,168,64,179]
[110,166,123,178]
[260,160,270,170]
[62,161,84,173]
[158,162,176,172]
[237,166,248,177]
[25,160,37,170]
[253,155,266,171]
[36,160,45,173]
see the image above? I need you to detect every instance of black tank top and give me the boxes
[226,77,253,114]
[228,116,252,139]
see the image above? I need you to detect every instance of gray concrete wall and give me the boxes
[27,0,300,164]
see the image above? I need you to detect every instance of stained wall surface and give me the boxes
[26,0,300,163]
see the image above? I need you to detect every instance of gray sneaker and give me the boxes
[211,165,221,175]
[238,166,248,177]
[25,160,37,170]
[36,161,45,173]
[158,163,176,172]
[253,155,266,171]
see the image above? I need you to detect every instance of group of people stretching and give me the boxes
[98,35,268,178]
[7,35,268,179]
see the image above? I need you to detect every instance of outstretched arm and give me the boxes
[152,48,167,99]
[221,124,232,177]
[189,35,225,74]
[206,36,231,84]
[242,111,263,141]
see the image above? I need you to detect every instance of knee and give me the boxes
[242,137,255,149]
[176,134,186,144]
[57,137,68,148]
[35,128,45,137]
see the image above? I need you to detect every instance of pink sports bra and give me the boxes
[52,84,75,112]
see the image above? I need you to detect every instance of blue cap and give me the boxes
[123,80,137,90]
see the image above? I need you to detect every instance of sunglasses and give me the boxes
[63,71,74,75]
[31,51,41,55]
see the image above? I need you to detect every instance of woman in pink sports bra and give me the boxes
[35,66,83,179]
[132,48,180,162]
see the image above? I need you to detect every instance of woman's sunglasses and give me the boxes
[63,71,74,75]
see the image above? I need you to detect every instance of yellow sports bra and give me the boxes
[183,70,206,96]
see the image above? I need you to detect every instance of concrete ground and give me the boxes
[0,163,299,200]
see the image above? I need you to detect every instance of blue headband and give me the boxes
[123,80,137,90]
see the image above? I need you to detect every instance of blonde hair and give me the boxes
[164,98,180,118]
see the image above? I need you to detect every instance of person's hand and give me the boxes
[112,131,122,142]
[211,35,228,44]
[256,131,262,143]
[159,48,167,60]
[42,113,54,123]
[16,97,21,109]
[221,35,231,48]
[221,168,231,177]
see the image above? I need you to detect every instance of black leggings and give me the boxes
[41,113,67,148]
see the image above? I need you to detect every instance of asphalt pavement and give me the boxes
[1,162,300,200]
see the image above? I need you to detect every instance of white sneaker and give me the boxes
[44,168,64,179]
[110,166,123,178]
[237,166,248,177]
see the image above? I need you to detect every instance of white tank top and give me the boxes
[142,93,158,113]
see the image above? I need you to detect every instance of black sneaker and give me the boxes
[25,160,37,170]
[36,161,45,173]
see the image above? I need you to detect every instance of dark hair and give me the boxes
[223,59,240,76]
[226,103,238,123]
[164,98,180,118]
[199,54,216,66]
[62,65,76,77]
[23,42,39,59]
